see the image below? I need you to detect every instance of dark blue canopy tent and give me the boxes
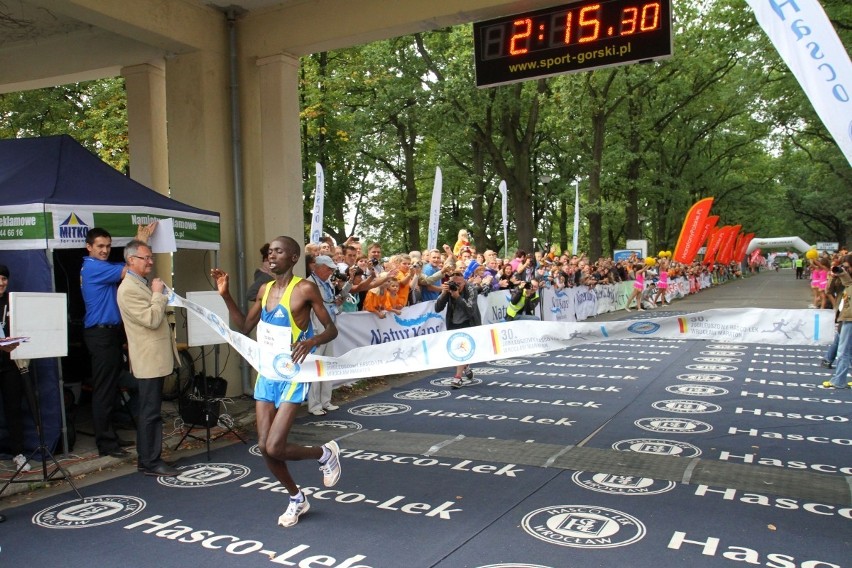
[0,135,220,456]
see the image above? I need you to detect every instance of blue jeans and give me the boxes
[824,322,841,363]
[828,321,851,387]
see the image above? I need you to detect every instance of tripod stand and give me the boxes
[174,345,246,460]
[0,360,82,500]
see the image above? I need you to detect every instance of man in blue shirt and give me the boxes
[81,224,155,458]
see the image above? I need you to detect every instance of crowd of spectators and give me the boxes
[289,233,751,319]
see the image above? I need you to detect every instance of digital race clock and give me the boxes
[473,0,673,87]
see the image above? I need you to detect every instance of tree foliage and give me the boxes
[2,1,848,256]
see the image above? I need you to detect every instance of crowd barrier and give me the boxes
[334,274,714,353]
[165,271,833,386]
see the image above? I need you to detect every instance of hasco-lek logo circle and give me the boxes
[522,505,646,549]
[157,463,250,488]
[478,564,552,568]
[693,356,741,363]
[635,417,713,433]
[431,376,484,388]
[666,384,728,397]
[272,353,300,380]
[627,321,660,335]
[488,359,531,366]
[33,495,145,529]
[447,332,476,362]
[677,373,734,383]
[348,403,411,417]
[612,438,702,458]
[685,363,738,372]
[571,471,676,495]
[707,344,747,350]
[652,399,722,414]
[304,420,363,430]
[394,388,451,401]
[700,350,744,357]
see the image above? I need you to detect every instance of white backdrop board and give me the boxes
[9,292,68,359]
[186,290,229,347]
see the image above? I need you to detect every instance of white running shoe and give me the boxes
[278,495,310,528]
[324,404,339,411]
[319,440,342,488]
[12,454,31,472]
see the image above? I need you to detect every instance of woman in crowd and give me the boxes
[625,262,648,311]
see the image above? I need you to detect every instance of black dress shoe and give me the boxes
[117,439,135,448]
[142,463,179,477]
[99,448,130,458]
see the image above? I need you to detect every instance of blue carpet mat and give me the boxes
[299,339,695,446]
[582,341,852,476]
[1,440,847,567]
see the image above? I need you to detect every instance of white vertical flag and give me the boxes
[746,0,852,166]
[499,180,508,255]
[572,180,580,255]
[310,163,325,244]
[427,167,442,250]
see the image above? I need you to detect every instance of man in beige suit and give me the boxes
[117,239,179,477]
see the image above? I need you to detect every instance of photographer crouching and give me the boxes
[822,254,852,390]
[505,279,541,321]
[436,270,482,389]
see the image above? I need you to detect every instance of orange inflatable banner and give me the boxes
[704,225,733,266]
[697,215,719,255]
[717,224,741,265]
[673,197,714,264]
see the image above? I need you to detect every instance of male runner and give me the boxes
[211,236,340,527]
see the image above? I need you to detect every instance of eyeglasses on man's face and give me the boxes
[131,255,154,262]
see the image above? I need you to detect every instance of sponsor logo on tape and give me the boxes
[571,471,676,495]
[677,373,734,383]
[635,417,713,433]
[707,344,747,349]
[33,495,145,528]
[665,384,729,397]
[271,353,300,380]
[157,463,250,488]
[652,399,722,414]
[348,402,411,417]
[447,332,476,362]
[627,321,661,335]
[613,438,702,457]
[699,351,744,357]
[393,388,451,401]
[685,364,738,372]
[522,505,646,548]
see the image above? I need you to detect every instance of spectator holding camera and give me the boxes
[506,279,541,321]
[436,270,482,388]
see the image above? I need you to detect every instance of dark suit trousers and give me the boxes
[136,377,165,469]
[83,327,123,453]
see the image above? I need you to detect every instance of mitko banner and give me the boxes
[167,288,832,384]
[673,197,714,264]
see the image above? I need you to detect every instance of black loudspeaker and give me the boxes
[179,398,220,428]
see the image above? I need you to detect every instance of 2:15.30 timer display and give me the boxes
[473,0,673,88]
